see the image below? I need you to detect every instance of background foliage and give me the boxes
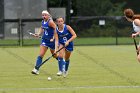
[48,0,137,37]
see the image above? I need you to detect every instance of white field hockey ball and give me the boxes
[48,77,52,81]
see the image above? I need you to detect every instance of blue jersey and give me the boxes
[56,24,73,51]
[40,19,55,50]
[41,19,54,40]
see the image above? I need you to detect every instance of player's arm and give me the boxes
[49,20,59,51]
[65,25,77,46]
[132,19,140,38]
[33,27,43,38]
[38,27,44,35]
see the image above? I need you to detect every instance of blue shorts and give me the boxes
[41,39,55,50]
[60,42,73,52]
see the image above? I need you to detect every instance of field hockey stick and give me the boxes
[133,38,139,55]
[36,46,65,68]
[27,30,41,38]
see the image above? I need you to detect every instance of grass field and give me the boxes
[0,37,136,46]
[1,45,140,93]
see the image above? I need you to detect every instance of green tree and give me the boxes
[107,2,126,16]
[76,0,126,16]
[76,0,113,16]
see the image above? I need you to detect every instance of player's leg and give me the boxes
[63,43,73,77]
[63,50,71,77]
[32,45,48,74]
[35,45,48,69]
[65,50,71,71]
[50,49,58,60]
[137,46,140,62]
[48,39,58,60]
[57,44,65,76]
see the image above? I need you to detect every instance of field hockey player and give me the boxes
[31,10,59,75]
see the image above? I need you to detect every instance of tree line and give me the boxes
[48,0,137,37]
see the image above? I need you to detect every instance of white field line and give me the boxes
[0,86,140,91]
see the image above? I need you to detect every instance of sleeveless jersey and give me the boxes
[56,24,72,44]
[133,21,140,32]
[41,19,54,40]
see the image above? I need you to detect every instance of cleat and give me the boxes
[57,71,62,76]
[63,71,68,78]
[31,68,39,75]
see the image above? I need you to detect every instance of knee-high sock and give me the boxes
[35,56,42,70]
[58,57,65,72]
[65,60,70,71]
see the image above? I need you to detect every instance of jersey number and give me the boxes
[44,29,48,35]
[63,37,67,43]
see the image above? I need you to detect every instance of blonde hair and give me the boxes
[42,10,52,19]
[124,8,140,20]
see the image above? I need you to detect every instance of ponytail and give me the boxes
[133,15,140,20]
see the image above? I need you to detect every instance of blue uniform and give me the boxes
[56,24,73,52]
[33,19,55,70]
[41,19,55,50]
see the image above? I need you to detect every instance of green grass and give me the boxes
[74,37,134,45]
[0,37,136,46]
[0,39,19,45]
[0,45,140,93]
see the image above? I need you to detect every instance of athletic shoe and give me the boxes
[31,68,39,75]
[63,71,68,78]
[57,71,62,76]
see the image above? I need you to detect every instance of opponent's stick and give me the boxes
[133,38,139,55]
[36,46,65,68]
[27,30,41,38]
